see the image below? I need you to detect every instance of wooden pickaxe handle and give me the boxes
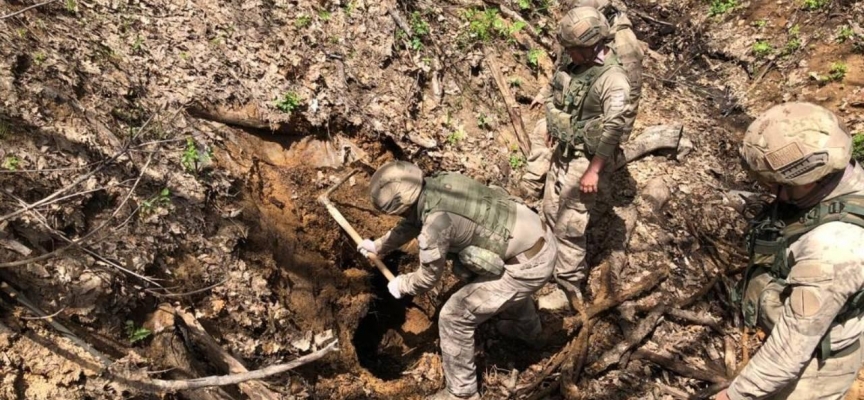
[318,171,396,282]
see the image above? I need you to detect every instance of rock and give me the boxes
[640,177,671,212]
[538,287,570,311]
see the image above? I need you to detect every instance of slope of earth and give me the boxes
[0,0,862,399]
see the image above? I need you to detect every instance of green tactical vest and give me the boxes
[743,194,864,359]
[547,51,623,157]
[420,173,517,258]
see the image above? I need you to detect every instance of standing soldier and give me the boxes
[522,7,633,299]
[358,161,558,400]
[718,102,864,399]
[520,0,643,199]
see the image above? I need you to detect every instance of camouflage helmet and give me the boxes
[740,102,851,186]
[557,6,610,48]
[370,161,424,215]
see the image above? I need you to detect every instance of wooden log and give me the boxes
[630,349,729,384]
[485,54,530,156]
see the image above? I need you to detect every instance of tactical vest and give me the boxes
[547,52,623,157]
[743,194,864,359]
[421,173,517,258]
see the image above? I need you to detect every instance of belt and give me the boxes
[505,237,545,265]
[827,338,861,359]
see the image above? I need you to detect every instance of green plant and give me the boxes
[33,52,46,65]
[517,0,531,9]
[852,134,864,162]
[508,150,525,169]
[783,37,801,55]
[828,62,847,81]
[65,0,76,12]
[275,92,302,113]
[179,52,189,60]
[125,321,152,344]
[709,0,737,16]
[318,10,331,20]
[837,25,854,43]
[132,36,144,52]
[182,138,200,172]
[446,129,466,145]
[463,8,509,42]
[344,0,357,15]
[2,156,20,171]
[295,15,311,28]
[477,113,489,129]
[406,11,430,50]
[141,188,171,215]
[789,24,800,36]
[752,19,767,28]
[0,121,9,139]
[802,0,827,10]
[527,48,543,69]
[509,77,522,87]
[752,40,773,58]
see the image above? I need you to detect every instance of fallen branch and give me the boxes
[0,0,60,20]
[172,307,281,400]
[484,53,530,155]
[614,124,686,170]
[188,103,280,132]
[482,0,554,51]
[666,308,723,334]
[586,306,667,375]
[630,349,728,384]
[135,340,339,392]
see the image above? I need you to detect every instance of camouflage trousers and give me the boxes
[439,228,557,396]
[520,119,553,200]
[744,271,864,399]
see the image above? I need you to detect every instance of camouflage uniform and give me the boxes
[521,5,643,198]
[369,167,557,399]
[730,103,864,399]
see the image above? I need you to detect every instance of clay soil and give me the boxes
[0,0,863,399]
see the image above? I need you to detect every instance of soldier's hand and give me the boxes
[579,170,600,193]
[545,130,555,149]
[357,239,377,258]
[714,390,730,400]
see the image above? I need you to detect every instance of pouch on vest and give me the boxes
[551,70,572,109]
[458,245,505,277]
[451,258,478,281]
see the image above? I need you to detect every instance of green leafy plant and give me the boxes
[182,138,200,172]
[132,36,144,52]
[141,188,171,215]
[295,15,311,28]
[783,37,801,55]
[179,52,189,60]
[476,113,489,129]
[33,52,46,65]
[837,25,854,43]
[509,77,522,87]
[125,321,152,344]
[852,134,864,162]
[275,92,302,113]
[462,8,521,42]
[752,41,773,58]
[344,1,357,15]
[65,0,76,13]
[527,48,543,69]
[752,19,767,28]
[446,129,466,145]
[517,0,531,9]
[2,156,20,171]
[318,10,331,20]
[709,0,737,16]
[828,62,847,81]
[802,0,827,10]
[406,11,430,50]
[508,150,525,169]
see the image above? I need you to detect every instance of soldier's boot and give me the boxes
[426,389,480,400]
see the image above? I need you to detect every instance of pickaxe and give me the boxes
[317,169,396,282]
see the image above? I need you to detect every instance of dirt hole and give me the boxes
[352,263,435,381]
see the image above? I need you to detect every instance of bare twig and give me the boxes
[0,0,61,20]
[666,308,723,334]
[20,306,66,320]
[630,349,728,384]
[146,278,228,298]
[133,340,339,392]
[586,306,667,375]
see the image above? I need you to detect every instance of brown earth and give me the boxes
[0,0,863,399]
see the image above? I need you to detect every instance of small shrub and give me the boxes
[318,10,331,20]
[33,52,46,65]
[752,41,773,58]
[141,188,171,215]
[295,15,311,28]
[802,0,827,10]
[527,48,543,69]
[709,0,737,16]
[2,156,20,171]
[852,134,864,163]
[509,151,525,169]
[275,92,302,113]
[517,0,531,9]
[125,321,152,344]
[509,77,522,87]
[783,37,801,55]
[181,138,200,173]
[462,8,523,42]
[752,19,767,28]
[65,0,76,13]
[132,36,144,52]
[837,25,854,43]
[828,62,847,81]
[447,129,466,145]
[477,113,489,129]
